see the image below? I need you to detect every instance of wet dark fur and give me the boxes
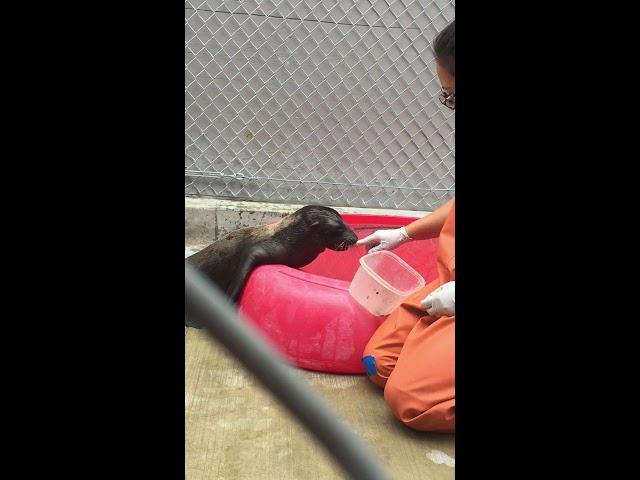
[185,206,357,327]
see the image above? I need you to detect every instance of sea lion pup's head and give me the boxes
[296,205,358,251]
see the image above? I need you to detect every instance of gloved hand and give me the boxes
[356,227,412,253]
[420,281,455,317]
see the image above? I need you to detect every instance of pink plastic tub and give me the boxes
[237,214,439,374]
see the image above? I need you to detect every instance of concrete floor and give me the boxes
[185,327,455,479]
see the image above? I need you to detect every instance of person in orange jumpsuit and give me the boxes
[357,21,455,433]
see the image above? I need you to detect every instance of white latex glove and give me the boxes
[420,281,455,317]
[356,227,412,253]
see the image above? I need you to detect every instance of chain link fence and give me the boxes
[185,0,454,210]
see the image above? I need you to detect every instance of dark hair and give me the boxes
[434,20,455,77]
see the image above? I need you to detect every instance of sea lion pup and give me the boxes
[186,205,358,327]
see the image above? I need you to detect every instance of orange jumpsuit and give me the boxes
[362,201,455,433]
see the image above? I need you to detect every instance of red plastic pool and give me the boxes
[238,213,439,374]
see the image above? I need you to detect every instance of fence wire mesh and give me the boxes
[185,0,454,210]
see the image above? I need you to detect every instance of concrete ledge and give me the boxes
[185,197,429,246]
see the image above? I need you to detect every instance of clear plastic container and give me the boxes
[348,251,426,316]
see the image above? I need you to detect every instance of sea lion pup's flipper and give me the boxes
[226,246,270,303]
[184,251,258,326]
